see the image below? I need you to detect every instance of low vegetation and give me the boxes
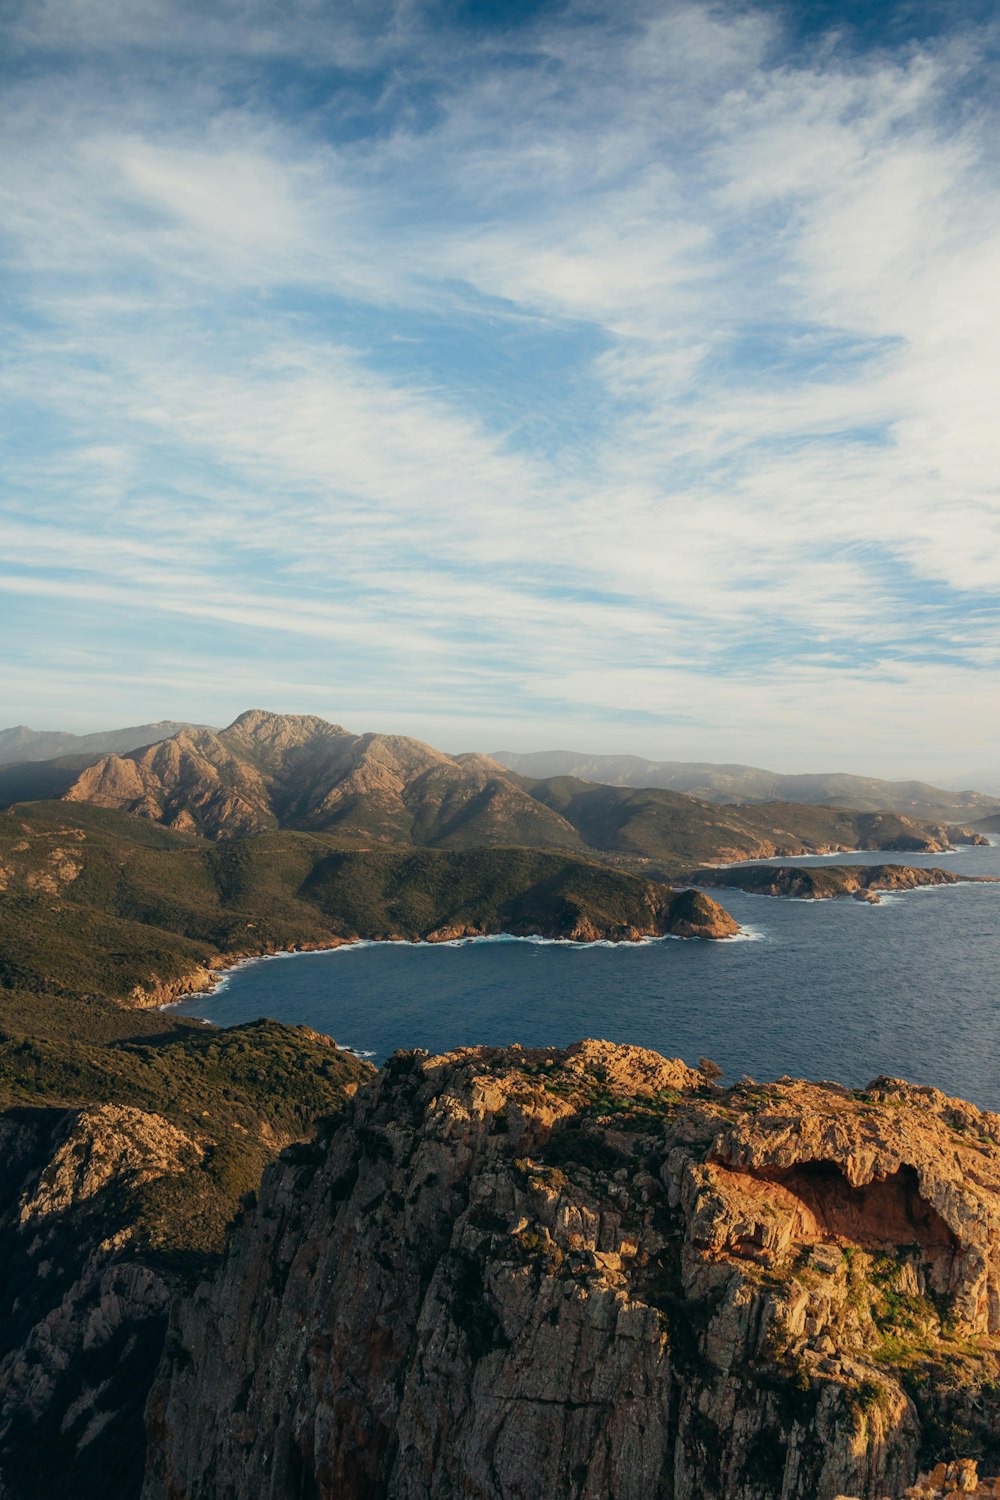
[0,985,369,1271]
[0,801,730,1005]
[517,775,965,871]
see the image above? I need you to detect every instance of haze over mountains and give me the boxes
[493,749,998,824]
[0,721,200,764]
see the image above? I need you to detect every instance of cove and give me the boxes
[172,847,1000,1110]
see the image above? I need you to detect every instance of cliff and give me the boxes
[0,1104,201,1497]
[144,1041,1000,1500]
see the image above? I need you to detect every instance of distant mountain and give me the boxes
[0,754,100,807]
[0,720,202,766]
[46,709,978,873]
[491,749,999,823]
[511,774,979,870]
[941,768,1000,798]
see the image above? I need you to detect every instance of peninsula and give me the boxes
[693,862,999,904]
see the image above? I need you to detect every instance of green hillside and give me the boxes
[519,775,963,871]
[0,801,734,1007]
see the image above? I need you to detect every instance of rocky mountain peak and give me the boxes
[224,708,346,739]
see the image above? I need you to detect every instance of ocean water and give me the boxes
[171,845,1000,1109]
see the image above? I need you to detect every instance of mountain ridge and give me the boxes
[492,748,1000,823]
[52,710,981,872]
[0,720,206,765]
[6,716,997,822]
[63,710,573,849]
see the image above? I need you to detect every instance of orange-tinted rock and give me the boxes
[143,1043,1000,1500]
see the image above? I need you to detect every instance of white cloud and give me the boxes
[2,0,1000,772]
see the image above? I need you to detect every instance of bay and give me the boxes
[171,844,1000,1109]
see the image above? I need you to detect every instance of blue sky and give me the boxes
[2,0,999,775]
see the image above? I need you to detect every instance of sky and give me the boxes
[2,0,999,777]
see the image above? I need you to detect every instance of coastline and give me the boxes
[147,838,998,1013]
[158,921,764,1013]
[700,847,865,869]
[701,835,994,872]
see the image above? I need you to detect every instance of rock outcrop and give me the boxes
[143,1042,1000,1500]
[0,1016,371,1500]
[902,1459,1000,1496]
[695,863,999,904]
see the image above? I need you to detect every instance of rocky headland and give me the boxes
[693,863,999,905]
[138,886,739,1008]
[140,1040,1000,1500]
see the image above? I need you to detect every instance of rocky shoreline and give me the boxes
[692,861,999,905]
[150,888,741,1011]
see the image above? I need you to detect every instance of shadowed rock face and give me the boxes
[0,1105,202,1499]
[142,1043,1000,1500]
[0,1023,371,1500]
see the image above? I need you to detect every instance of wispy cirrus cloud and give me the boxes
[1,0,999,773]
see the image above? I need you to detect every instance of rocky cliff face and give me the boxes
[143,1042,1000,1500]
[0,1018,370,1500]
[0,1104,202,1498]
[64,726,282,837]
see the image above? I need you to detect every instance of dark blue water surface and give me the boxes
[171,845,1000,1109]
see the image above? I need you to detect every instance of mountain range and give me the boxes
[0,720,199,764]
[18,708,980,872]
[5,720,997,827]
[492,749,1000,823]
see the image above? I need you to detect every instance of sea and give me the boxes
[171,844,1000,1110]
